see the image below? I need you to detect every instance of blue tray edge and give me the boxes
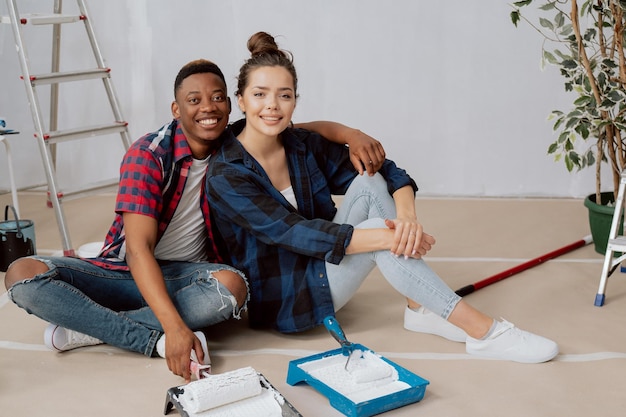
[286,344,429,417]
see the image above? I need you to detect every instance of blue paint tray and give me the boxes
[286,344,429,417]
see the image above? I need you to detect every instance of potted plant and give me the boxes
[510,0,626,254]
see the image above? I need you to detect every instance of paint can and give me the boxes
[0,205,36,272]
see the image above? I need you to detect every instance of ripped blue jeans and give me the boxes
[7,257,247,356]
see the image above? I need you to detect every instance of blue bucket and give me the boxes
[0,205,36,272]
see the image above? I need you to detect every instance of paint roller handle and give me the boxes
[323,316,353,355]
[454,235,593,297]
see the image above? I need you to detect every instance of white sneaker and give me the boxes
[156,331,210,365]
[44,324,103,352]
[403,306,467,342]
[466,319,559,363]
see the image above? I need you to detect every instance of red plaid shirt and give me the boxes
[89,120,224,269]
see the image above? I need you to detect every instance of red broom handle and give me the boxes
[455,235,593,297]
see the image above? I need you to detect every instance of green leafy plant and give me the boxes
[511,0,626,203]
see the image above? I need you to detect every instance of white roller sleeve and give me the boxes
[178,367,262,413]
[348,350,394,383]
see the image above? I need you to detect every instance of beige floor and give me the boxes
[1,192,626,417]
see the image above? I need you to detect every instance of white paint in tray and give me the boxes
[297,349,410,404]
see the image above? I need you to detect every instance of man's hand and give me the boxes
[293,121,386,175]
[345,129,386,175]
[164,327,201,383]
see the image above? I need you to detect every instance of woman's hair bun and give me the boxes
[247,31,280,57]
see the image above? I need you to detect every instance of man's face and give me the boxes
[171,72,230,157]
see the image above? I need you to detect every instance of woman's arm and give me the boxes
[294,121,386,175]
[345,185,435,259]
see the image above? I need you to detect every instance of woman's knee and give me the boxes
[351,171,387,191]
[213,269,248,308]
[4,258,49,290]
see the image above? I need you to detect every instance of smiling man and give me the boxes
[171,62,231,158]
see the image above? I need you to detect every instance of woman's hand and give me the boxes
[384,218,435,259]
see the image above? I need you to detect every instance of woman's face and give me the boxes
[237,65,296,139]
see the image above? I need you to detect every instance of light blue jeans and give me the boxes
[326,173,461,319]
[7,258,247,356]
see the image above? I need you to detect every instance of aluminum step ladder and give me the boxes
[595,170,626,306]
[1,0,131,255]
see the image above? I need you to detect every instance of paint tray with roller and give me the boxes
[164,366,302,417]
[286,316,429,417]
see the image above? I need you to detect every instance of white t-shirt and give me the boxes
[153,156,209,262]
[281,185,298,210]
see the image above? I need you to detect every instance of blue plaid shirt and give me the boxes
[207,121,418,332]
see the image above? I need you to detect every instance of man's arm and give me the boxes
[122,212,201,382]
[294,121,386,175]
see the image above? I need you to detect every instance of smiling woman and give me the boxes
[237,78,295,191]
[206,31,559,365]
[237,65,296,135]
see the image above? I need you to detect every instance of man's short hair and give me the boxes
[174,59,226,98]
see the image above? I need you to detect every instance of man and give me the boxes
[4,59,385,382]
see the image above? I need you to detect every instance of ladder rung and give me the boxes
[607,236,626,251]
[607,252,626,271]
[25,68,111,85]
[0,13,84,25]
[4,0,130,254]
[37,122,128,144]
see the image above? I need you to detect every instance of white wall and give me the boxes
[0,0,604,198]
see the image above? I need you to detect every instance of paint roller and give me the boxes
[175,366,262,414]
[324,316,395,384]
[345,349,396,384]
[165,368,303,416]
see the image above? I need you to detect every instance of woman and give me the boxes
[206,32,558,363]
